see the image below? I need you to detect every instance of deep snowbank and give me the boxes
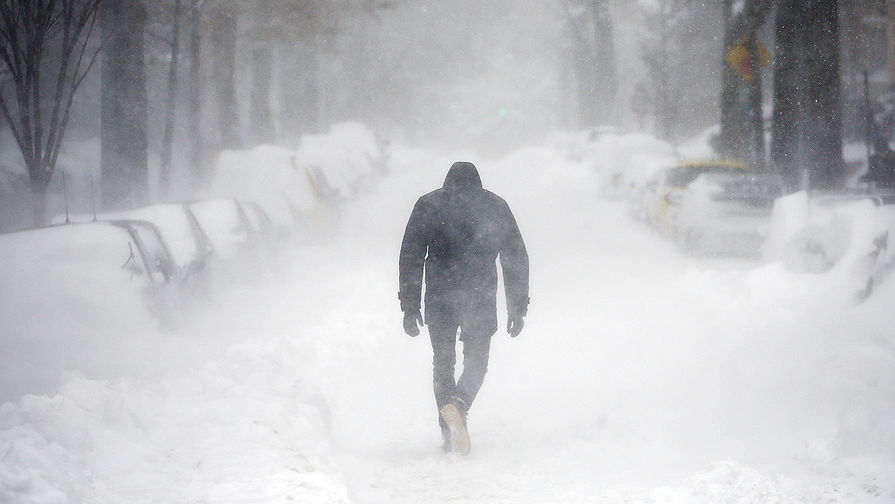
[0,342,345,503]
[0,258,354,503]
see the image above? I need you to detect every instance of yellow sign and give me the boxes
[725,37,772,81]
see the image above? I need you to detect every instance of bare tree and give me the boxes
[0,0,103,225]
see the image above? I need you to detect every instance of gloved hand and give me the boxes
[403,309,424,337]
[507,313,524,338]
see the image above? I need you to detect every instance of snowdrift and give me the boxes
[0,344,345,504]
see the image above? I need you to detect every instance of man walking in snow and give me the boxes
[398,161,529,455]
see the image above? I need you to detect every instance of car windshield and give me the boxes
[666,164,744,188]
[128,222,171,282]
[699,173,783,202]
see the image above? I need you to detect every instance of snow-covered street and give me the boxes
[3,144,895,503]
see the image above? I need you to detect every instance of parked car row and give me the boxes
[52,198,279,274]
[3,197,295,329]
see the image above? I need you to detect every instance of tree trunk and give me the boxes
[278,42,303,143]
[210,5,240,150]
[772,0,843,191]
[567,11,592,130]
[187,0,204,191]
[656,7,673,141]
[160,0,183,201]
[803,0,843,190]
[101,0,149,210]
[772,0,804,191]
[591,0,617,123]
[28,169,52,227]
[564,1,596,128]
[305,42,323,134]
[250,42,274,145]
[888,0,895,84]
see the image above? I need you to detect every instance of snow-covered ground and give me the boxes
[2,140,895,503]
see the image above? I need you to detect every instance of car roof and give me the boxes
[0,221,138,266]
[676,159,750,170]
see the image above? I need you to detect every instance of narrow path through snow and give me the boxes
[310,148,894,503]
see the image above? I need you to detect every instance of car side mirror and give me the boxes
[155,256,175,280]
[126,261,144,277]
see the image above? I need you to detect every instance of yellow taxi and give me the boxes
[640,159,750,237]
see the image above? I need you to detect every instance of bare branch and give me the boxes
[0,0,103,223]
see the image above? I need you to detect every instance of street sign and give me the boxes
[725,37,772,81]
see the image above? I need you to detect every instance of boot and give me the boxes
[439,398,470,455]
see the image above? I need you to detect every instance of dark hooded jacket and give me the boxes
[399,162,529,331]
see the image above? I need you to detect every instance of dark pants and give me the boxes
[429,317,494,437]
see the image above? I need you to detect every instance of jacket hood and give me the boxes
[443,161,482,192]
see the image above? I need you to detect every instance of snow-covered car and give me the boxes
[677,171,784,255]
[570,131,675,201]
[640,159,751,236]
[765,190,895,300]
[0,220,182,399]
[188,198,258,260]
[57,203,215,276]
[115,219,180,282]
[0,221,171,328]
[240,200,278,241]
[186,198,282,280]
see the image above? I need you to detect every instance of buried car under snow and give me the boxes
[55,202,214,276]
[677,171,784,255]
[764,190,895,300]
[638,159,751,236]
[0,220,177,329]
